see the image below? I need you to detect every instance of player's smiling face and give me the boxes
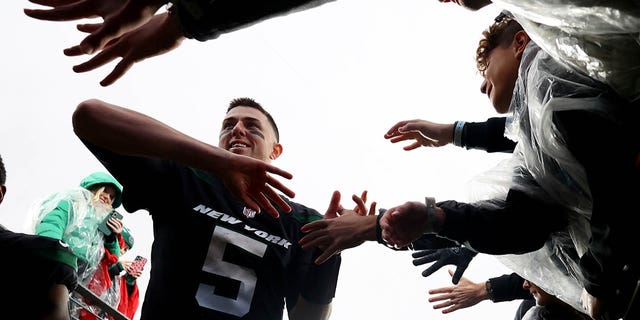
[219,106,280,162]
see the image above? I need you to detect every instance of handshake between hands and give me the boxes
[299,191,475,286]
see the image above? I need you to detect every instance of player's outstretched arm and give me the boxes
[72,99,294,217]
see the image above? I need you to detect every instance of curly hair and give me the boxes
[476,18,524,76]
[0,154,5,186]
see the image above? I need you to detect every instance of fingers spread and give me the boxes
[266,164,293,180]
[451,268,466,285]
[266,173,295,199]
[421,260,445,277]
[262,202,280,219]
[73,46,120,73]
[412,249,436,259]
[428,287,454,296]
[368,201,377,216]
[413,252,439,266]
[351,193,366,215]
[101,58,134,86]
[63,45,84,56]
[77,22,102,33]
[405,142,421,151]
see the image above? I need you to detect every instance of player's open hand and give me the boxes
[221,153,295,219]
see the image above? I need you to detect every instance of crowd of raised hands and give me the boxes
[20,1,640,320]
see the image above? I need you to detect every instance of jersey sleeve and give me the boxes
[462,117,516,153]
[298,251,341,304]
[80,139,182,215]
[285,203,341,307]
[488,273,532,302]
[171,0,335,41]
[437,189,568,254]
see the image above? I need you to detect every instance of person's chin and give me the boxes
[229,148,252,157]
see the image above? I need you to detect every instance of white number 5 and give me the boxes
[196,226,267,316]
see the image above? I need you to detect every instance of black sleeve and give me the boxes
[172,0,334,41]
[462,117,516,153]
[556,107,640,301]
[286,205,341,307]
[80,139,181,214]
[436,189,568,255]
[488,273,532,302]
[411,234,460,251]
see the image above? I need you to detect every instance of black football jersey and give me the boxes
[85,142,340,319]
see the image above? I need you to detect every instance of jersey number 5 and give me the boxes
[196,226,267,316]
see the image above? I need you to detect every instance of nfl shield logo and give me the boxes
[242,207,257,218]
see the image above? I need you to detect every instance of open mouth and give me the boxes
[229,142,250,152]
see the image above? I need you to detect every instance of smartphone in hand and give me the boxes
[128,255,148,275]
[97,210,124,236]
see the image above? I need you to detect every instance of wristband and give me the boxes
[424,197,436,234]
[485,280,495,301]
[453,121,465,147]
[376,209,398,249]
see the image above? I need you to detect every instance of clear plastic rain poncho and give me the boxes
[465,38,627,311]
[30,187,124,310]
[492,0,640,103]
[462,1,639,310]
[30,187,114,279]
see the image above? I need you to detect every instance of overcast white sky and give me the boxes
[2,1,526,319]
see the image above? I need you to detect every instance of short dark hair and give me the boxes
[0,154,6,186]
[227,97,280,142]
[476,17,524,76]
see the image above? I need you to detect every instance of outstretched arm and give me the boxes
[72,99,295,217]
[428,269,489,314]
[384,119,455,150]
[25,0,168,54]
[299,191,377,264]
[384,117,515,153]
[380,200,445,249]
[25,0,334,85]
[70,12,185,86]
